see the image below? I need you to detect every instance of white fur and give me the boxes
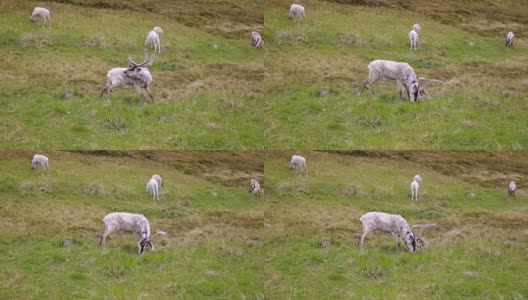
[411,180,420,201]
[412,24,421,36]
[145,30,161,53]
[31,7,50,25]
[31,154,49,172]
[101,50,155,103]
[413,175,423,187]
[153,26,164,38]
[506,31,514,47]
[146,178,159,200]
[252,31,262,48]
[290,155,306,171]
[508,180,516,196]
[249,178,261,197]
[359,212,417,252]
[409,29,419,50]
[290,4,305,20]
[358,59,420,102]
[152,174,163,188]
[100,212,166,253]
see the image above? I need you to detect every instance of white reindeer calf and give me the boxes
[508,180,516,197]
[145,30,161,53]
[31,154,50,172]
[409,29,419,50]
[146,178,160,200]
[290,4,305,20]
[249,178,261,197]
[31,7,51,26]
[505,32,514,47]
[411,180,420,200]
[290,155,307,172]
[252,31,262,48]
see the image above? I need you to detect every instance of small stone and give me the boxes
[62,240,74,248]
[204,270,219,277]
[63,91,74,100]
[318,89,331,97]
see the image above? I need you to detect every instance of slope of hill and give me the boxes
[264,0,528,149]
[0,151,264,298]
[264,150,528,298]
[0,0,263,149]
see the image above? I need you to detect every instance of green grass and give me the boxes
[0,1,263,149]
[1,151,527,298]
[0,151,264,298]
[264,0,528,149]
[264,151,528,298]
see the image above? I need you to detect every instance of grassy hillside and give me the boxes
[264,151,528,298]
[0,0,263,149]
[264,0,528,149]
[0,151,264,298]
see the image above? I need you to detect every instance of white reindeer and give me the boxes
[409,29,419,50]
[30,7,51,26]
[411,180,420,200]
[358,212,437,252]
[252,31,262,48]
[358,59,444,102]
[508,180,516,197]
[290,4,305,20]
[145,30,161,53]
[100,212,166,253]
[249,178,261,197]
[100,49,155,103]
[505,32,514,47]
[290,155,307,172]
[31,154,50,172]
[146,178,159,200]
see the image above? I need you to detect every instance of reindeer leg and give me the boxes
[145,86,155,103]
[100,231,111,248]
[358,80,369,97]
[134,85,145,104]
[359,230,369,251]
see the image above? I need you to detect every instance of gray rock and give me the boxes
[63,91,74,100]
[318,89,331,97]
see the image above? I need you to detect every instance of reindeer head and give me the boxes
[402,230,417,252]
[138,236,153,254]
[408,81,420,102]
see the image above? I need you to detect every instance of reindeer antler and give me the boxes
[412,224,438,248]
[128,49,153,68]
[421,79,444,91]
[418,78,444,99]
